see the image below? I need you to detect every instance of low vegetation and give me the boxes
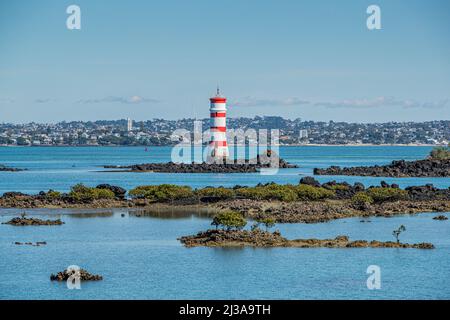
[295,184,335,201]
[195,187,235,200]
[429,145,450,160]
[365,187,409,203]
[127,182,338,203]
[128,184,194,202]
[211,211,247,231]
[69,183,115,201]
[351,192,374,209]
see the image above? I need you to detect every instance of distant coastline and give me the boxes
[0,143,442,147]
[1,118,448,147]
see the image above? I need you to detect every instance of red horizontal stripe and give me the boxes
[210,127,226,132]
[210,97,227,103]
[210,112,226,117]
[210,141,227,147]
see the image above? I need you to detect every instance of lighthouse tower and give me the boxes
[208,87,229,159]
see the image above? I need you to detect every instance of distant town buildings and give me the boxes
[127,118,132,132]
[299,129,308,140]
[0,118,448,146]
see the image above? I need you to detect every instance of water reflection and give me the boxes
[130,206,217,219]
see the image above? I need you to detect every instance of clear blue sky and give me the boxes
[0,0,449,123]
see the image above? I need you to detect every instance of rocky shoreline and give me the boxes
[211,199,450,223]
[1,178,449,223]
[103,151,297,173]
[178,229,434,249]
[314,159,450,177]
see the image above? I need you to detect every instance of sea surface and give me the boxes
[0,145,449,194]
[0,146,449,299]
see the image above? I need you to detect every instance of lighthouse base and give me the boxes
[207,146,229,162]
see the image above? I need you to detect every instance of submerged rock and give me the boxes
[0,164,26,172]
[50,269,103,281]
[433,215,448,221]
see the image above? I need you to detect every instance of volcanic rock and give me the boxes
[313,159,450,177]
[50,269,103,281]
[2,216,64,226]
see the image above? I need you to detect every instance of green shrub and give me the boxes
[92,188,115,199]
[429,146,450,160]
[235,184,298,202]
[351,192,374,208]
[365,187,408,203]
[46,190,61,200]
[196,187,235,200]
[235,187,265,200]
[69,183,116,201]
[69,183,95,202]
[211,211,247,231]
[327,184,350,191]
[295,185,335,201]
[128,184,194,202]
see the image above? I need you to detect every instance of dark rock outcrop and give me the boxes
[179,229,434,249]
[50,269,103,281]
[2,216,64,226]
[314,159,450,177]
[96,184,126,199]
[433,215,448,220]
[405,184,449,201]
[14,241,47,246]
[104,151,297,173]
[0,165,26,172]
[299,176,321,187]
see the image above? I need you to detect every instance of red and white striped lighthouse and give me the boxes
[208,87,229,159]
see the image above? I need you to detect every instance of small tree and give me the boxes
[392,225,406,243]
[211,211,247,231]
[257,218,276,232]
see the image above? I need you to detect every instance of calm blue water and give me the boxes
[0,146,449,299]
[0,210,448,299]
[0,146,448,194]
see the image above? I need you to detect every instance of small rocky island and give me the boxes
[314,147,450,177]
[179,230,434,249]
[14,241,47,246]
[103,150,297,173]
[2,215,64,226]
[179,212,435,249]
[50,269,103,281]
[0,164,25,172]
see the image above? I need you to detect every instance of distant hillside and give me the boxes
[0,118,448,146]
